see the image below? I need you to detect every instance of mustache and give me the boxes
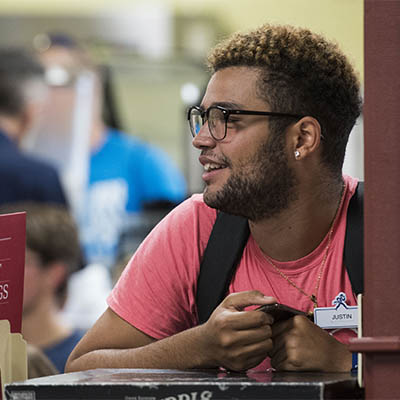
[200,150,231,167]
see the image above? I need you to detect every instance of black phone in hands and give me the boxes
[256,303,306,322]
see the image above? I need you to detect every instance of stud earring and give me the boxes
[294,150,300,159]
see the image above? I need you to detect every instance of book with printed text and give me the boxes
[0,212,26,333]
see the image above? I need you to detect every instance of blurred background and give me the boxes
[0,0,364,195]
[0,0,365,362]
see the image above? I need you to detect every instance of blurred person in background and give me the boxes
[0,48,67,206]
[33,33,187,271]
[0,202,85,373]
[27,344,58,378]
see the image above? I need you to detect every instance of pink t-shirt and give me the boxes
[108,175,359,370]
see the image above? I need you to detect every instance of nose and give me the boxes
[192,123,216,150]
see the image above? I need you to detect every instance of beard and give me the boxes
[203,134,298,221]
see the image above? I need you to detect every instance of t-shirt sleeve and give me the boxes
[107,194,215,339]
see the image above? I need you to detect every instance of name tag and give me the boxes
[314,306,358,329]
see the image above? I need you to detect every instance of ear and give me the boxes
[45,262,67,292]
[288,116,322,161]
[17,103,37,141]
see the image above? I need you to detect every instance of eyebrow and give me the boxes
[199,101,246,110]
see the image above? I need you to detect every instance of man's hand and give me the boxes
[269,315,352,372]
[66,292,276,373]
[199,290,276,371]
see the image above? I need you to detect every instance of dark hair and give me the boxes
[207,24,362,176]
[0,48,45,116]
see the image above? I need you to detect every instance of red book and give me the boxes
[0,212,26,333]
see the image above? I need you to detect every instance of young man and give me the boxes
[0,49,67,207]
[66,24,362,373]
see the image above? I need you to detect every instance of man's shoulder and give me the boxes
[153,193,217,243]
[99,128,160,166]
[0,143,58,179]
[0,143,67,205]
[343,174,360,200]
[343,174,359,189]
[104,128,146,151]
[20,152,60,180]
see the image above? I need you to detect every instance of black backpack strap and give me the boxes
[196,212,250,324]
[344,181,364,294]
[197,181,364,323]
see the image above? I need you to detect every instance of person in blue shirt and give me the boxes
[83,127,187,268]
[0,48,67,207]
[36,34,187,269]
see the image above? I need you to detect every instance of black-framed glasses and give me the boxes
[187,105,304,141]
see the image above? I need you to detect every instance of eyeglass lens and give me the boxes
[190,109,202,136]
[190,107,226,140]
[208,108,225,140]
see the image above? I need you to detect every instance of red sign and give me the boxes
[0,212,26,333]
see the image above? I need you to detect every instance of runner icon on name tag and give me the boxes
[314,292,358,329]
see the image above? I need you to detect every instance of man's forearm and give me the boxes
[66,292,275,373]
[66,324,214,373]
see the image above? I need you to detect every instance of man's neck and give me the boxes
[22,298,72,349]
[0,116,22,143]
[249,179,344,262]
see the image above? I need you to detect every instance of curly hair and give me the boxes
[207,24,362,176]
